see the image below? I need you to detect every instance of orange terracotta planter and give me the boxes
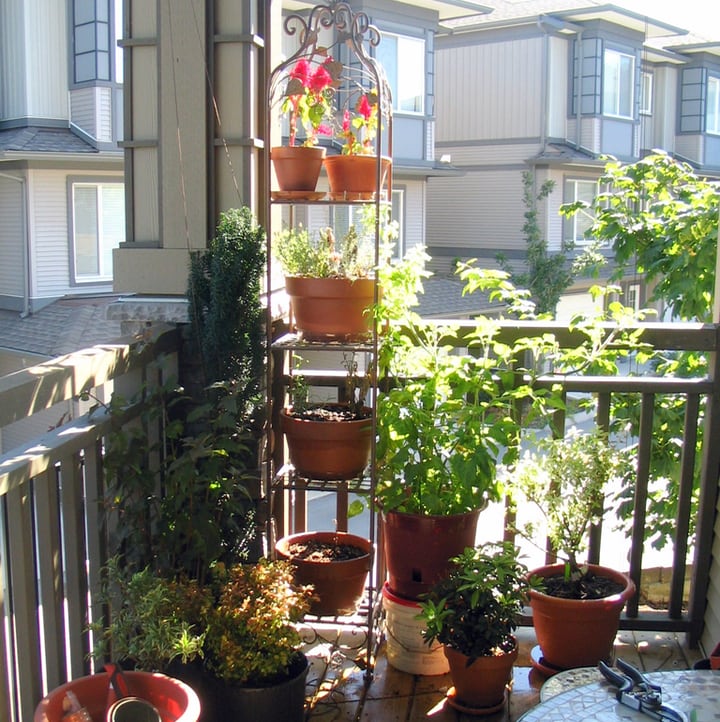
[382,509,481,601]
[284,276,375,342]
[323,154,391,200]
[271,146,325,192]
[34,670,200,722]
[444,642,517,712]
[528,563,636,670]
[275,531,372,616]
[281,404,373,480]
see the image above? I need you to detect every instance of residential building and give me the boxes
[0,0,125,315]
[429,0,720,319]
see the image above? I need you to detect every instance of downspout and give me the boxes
[0,171,30,317]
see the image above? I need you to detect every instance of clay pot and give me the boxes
[280,404,373,480]
[381,509,481,601]
[34,670,200,722]
[323,154,392,199]
[528,563,636,670]
[284,275,375,342]
[275,531,372,616]
[444,642,517,712]
[271,146,325,192]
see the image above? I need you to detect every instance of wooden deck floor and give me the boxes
[301,623,706,721]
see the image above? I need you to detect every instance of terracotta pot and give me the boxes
[34,670,200,722]
[381,509,481,601]
[284,275,375,342]
[271,146,325,192]
[280,404,373,480]
[323,154,392,199]
[275,531,372,616]
[444,642,517,712]
[528,563,636,670]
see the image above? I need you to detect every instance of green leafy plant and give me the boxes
[375,255,559,516]
[204,559,313,685]
[274,224,372,279]
[560,152,720,551]
[91,557,212,672]
[98,371,257,583]
[93,557,313,688]
[511,429,633,578]
[188,206,266,406]
[418,542,534,661]
[497,170,574,316]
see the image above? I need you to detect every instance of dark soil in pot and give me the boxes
[542,570,626,600]
[286,539,368,562]
[286,405,371,422]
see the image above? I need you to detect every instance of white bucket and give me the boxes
[382,583,449,676]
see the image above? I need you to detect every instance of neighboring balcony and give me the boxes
[0,320,718,721]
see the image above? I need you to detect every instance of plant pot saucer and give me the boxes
[271,190,326,201]
[530,645,568,677]
[445,687,506,716]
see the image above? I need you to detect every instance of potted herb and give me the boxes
[202,558,313,722]
[324,90,392,199]
[419,542,534,713]
[270,56,340,193]
[274,206,393,341]
[91,558,313,722]
[511,428,636,672]
[375,254,558,600]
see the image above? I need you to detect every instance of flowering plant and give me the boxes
[281,57,338,146]
[339,91,379,155]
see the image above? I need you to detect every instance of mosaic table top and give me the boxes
[519,670,720,721]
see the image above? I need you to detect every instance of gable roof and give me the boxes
[441,0,689,39]
[0,127,98,155]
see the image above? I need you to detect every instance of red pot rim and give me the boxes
[275,531,372,561]
[527,563,636,604]
[382,581,422,607]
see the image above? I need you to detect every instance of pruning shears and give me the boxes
[598,659,688,722]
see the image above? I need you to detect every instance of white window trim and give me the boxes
[603,48,635,120]
[376,31,425,116]
[708,75,720,135]
[70,181,124,284]
[565,178,599,246]
[640,70,653,116]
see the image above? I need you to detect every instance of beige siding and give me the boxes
[427,168,524,251]
[24,0,68,119]
[97,87,114,142]
[676,134,703,163]
[0,177,25,299]
[28,171,71,298]
[402,180,425,254]
[27,170,121,301]
[703,519,720,655]
[70,88,98,140]
[435,37,544,142]
[130,46,159,139]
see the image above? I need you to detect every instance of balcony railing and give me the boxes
[0,319,718,722]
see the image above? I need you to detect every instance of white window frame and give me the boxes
[565,179,598,245]
[603,48,635,119]
[639,70,653,115]
[708,75,720,135]
[375,32,425,115]
[71,181,125,284]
